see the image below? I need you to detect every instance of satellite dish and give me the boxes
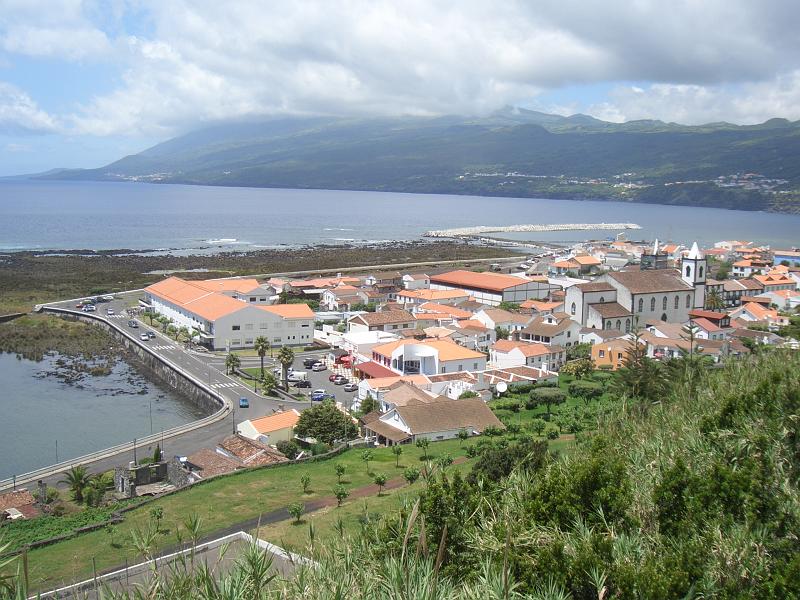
[496,381,508,394]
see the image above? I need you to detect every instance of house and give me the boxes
[356,374,432,405]
[772,249,800,267]
[371,338,487,375]
[519,299,564,315]
[348,310,416,333]
[752,271,796,294]
[691,318,729,341]
[320,286,368,311]
[516,312,582,347]
[396,288,471,307]
[237,410,301,445]
[429,270,558,306]
[402,273,431,290]
[363,397,504,445]
[451,319,495,351]
[0,489,38,521]
[722,278,763,308]
[579,327,628,345]
[378,380,439,412]
[729,302,789,330]
[732,259,770,278]
[591,337,634,370]
[415,301,474,321]
[760,289,800,311]
[144,277,315,350]
[551,255,602,275]
[473,308,531,333]
[337,329,401,359]
[490,339,565,370]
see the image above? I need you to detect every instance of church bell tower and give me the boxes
[682,242,706,309]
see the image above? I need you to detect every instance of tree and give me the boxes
[85,472,113,507]
[335,462,346,483]
[150,506,164,533]
[458,390,479,399]
[416,437,430,460]
[706,288,725,311]
[178,326,191,344]
[260,372,278,395]
[277,346,295,390]
[528,387,567,416]
[560,358,594,379]
[437,454,454,470]
[566,342,592,361]
[333,484,349,507]
[276,439,300,459]
[293,400,358,445]
[403,466,420,485]
[361,449,374,473]
[359,393,378,415]
[498,301,521,311]
[254,336,270,377]
[568,380,603,404]
[457,429,470,447]
[60,465,91,504]
[225,352,241,375]
[152,444,162,463]
[374,473,388,495]
[389,444,403,467]
[300,472,311,494]
[495,326,510,340]
[287,502,304,524]
[613,331,669,404]
[167,324,179,340]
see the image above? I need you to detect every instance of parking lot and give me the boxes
[283,353,359,409]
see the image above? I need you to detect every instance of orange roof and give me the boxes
[740,302,777,321]
[753,273,793,285]
[417,302,473,319]
[258,303,315,319]
[248,410,300,434]
[195,278,262,294]
[372,338,485,361]
[362,375,431,389]
[398,289,470,301]
[493,340,551,357]
[146,277,248,321]
[573,255,601,265]
[430,270,532,292]
[520,299,563,311]
[456,319,489,331]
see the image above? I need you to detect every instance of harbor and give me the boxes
[424,222,642,238]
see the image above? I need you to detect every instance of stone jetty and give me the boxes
[424,222,642,238]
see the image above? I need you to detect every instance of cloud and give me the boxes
[0,81,59,134]
[5,0,800,135]
[588,71,800,124]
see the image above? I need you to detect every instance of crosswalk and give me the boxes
[211,382,239,389]
[150,344,174,351]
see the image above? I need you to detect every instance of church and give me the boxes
[565,242,707,332]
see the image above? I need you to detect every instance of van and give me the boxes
[287,371,308,382]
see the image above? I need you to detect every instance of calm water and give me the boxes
[0,352,207,480]
[0,180,798,251]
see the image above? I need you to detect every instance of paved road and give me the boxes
[34,294,358,489]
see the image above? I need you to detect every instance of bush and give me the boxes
[483,425,504,437]
[546,426,560,440]
[508,382,535,395]
[276,440,300,459]
[568,380,603,403]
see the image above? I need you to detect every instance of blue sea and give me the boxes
[0,179,798,251]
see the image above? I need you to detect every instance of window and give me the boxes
[441,367,446,373]
[662,296,667,310]
[599,296,605,303]
[273,337,281,343]
[473,362,478,370]
[245,323,253,331]
[699,266,704,278]
[567,331,571,338]
[638,298,643,312]
[232,325,240,331]
[686,294,692,308]
[616,319,621,330]
[625,318,631,333]
[249,297,256,302]
[245,338,253,345]
[650,298,656,311]
[604,321,610,329]
[685,265,691,277]
[674,296,679,309]
[570,302,576,315]
[259,323,268,329]
[301,323,309,327]
[231,339,241,346]
[392,324,399,330]
[599,349,605,358]
[458,364,463,371]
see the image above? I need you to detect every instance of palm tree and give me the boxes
[706,288,724,311]
[254,336,270,377]
[260,372,278,395]
[60,465,91,504]
[85,472,113,507]
[225,352,241,375]
[277,346,295,390]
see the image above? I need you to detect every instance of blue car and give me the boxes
[311,389,335,402]
[238,397,250,408]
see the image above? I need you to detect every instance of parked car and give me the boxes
[288,371,308,382]
[82,305,96,312]
[274,366,293,375]
[333,376,348,385]
[312,363,327,372]
[139,333,149,341]
[75,302,85,309]
[343,382,358,392]
[147,331,156,339]
[238,397,249,408]
[127,320,138,328]
[303,358,319,368]
[311,389,327,401]
[328,373,338,382]
[293,379,311,388]
[106,308,115,315]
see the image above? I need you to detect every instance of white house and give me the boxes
[490,340,565,370]
[348,310,416,333]
[473,308,531,332]
[402,273,431,290]
[516,312,582,348]
[371,338,487,376]
[237,410,301,445]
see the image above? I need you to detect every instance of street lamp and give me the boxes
[149,400,153,435]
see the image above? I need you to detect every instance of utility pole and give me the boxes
[133,438,137,464]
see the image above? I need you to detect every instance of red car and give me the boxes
[328,373,338,382]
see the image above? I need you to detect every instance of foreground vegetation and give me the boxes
[0,314,118,361]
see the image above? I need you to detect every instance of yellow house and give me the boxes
[237,410,300,445]
[591,338,632,371]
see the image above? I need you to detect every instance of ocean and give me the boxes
[0,179,798,251]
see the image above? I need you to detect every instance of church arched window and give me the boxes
[625,318,631,332]
[674,296,679,309]
[662,296,667,310]
[599,296,605,303]
[604,321,610,330]
[699,266,704,278]
[686,294,692,308]
[570,302,576,315]
[650,297,656,311]
[685,265,691,277]
[661,313,667,322]
[616,319,621,330]
[638,298,643,312]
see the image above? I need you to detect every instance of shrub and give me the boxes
[546,426,560,440]
[276,440,300,459]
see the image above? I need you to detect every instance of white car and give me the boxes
[311,363,327,372]
[106,308,115,315]
[139,333,149,341]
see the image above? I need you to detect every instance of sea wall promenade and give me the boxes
[424,222,642,238]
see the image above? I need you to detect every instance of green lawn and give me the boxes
[14,438,477,593]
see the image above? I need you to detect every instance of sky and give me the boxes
[1,0,800,176]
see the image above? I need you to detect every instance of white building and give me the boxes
[429,270,558,306]
[371,338,487,376]
[144,277,315,350]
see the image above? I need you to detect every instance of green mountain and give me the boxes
[43,109,800,213]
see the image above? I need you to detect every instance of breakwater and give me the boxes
[424,222,642,238]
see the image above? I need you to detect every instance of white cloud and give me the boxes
[0,81,59,133]
[4,0,800,135]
